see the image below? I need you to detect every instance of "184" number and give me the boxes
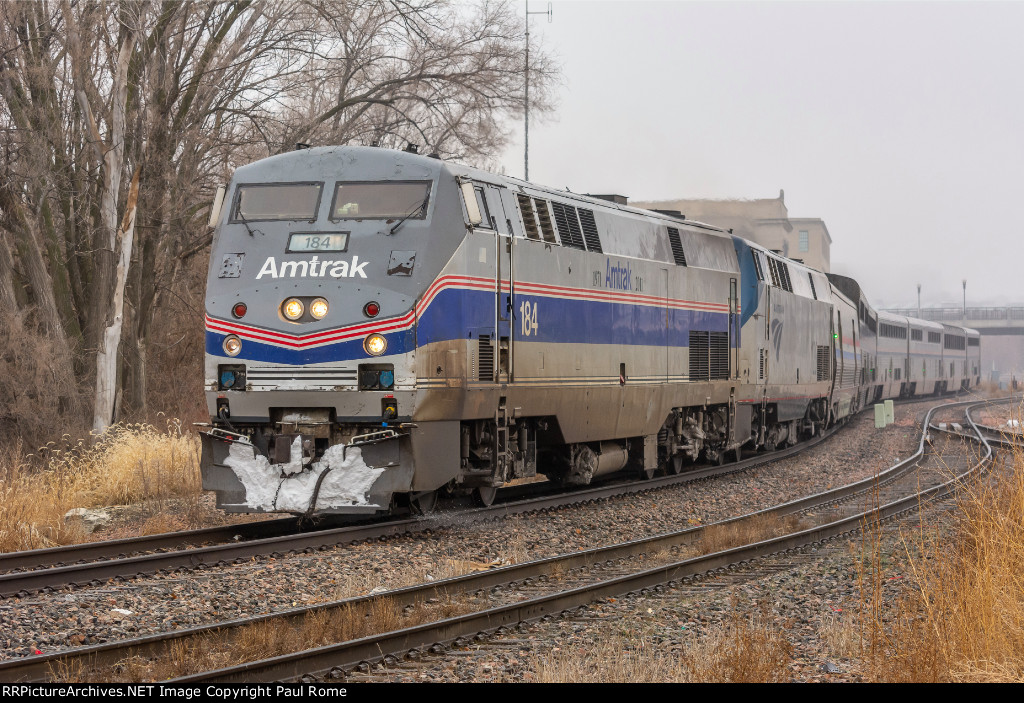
[519,300,538,337]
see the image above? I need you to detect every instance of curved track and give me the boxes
[0,396,995,682]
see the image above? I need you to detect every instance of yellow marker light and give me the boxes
[223,335,242,357]
[364,333,388,356]
[310,298,329,320]
[283,298,304,320]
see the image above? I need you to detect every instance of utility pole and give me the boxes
[525,1,552,181]
[962,279,967,318]
[917,283,921,318]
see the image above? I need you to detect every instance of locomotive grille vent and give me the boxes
[578,208,603,253]
[533,198,558,244]
[689,331,729,381]
[751,250,764,281]
[551,201,586,250]
[766,258,781,288]
[759,349,765,379]
[808,273,817,300]
[666,227,688,267]
[777,261,793,292]
[816,345,830,381]
[516,194,541,241]
[478,335,494,381]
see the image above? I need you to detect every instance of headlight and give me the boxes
[283,298,304,320]
[364,333,387,356]
[310,298,329,320]
[223,335,242,357]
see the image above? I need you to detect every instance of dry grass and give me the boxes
[536,610,791,683]
[0,420,201,552]
[819,611,864,659]
[81,591,471,682]
[696,513,808,556]
[865,401,1024,682]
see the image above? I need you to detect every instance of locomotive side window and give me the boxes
[232,182,322,222]
[329,181,431,220]
[474,187,493,228]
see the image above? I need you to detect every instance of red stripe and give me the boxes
[207,276,737,349]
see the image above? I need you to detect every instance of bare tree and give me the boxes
[0,0,559,433]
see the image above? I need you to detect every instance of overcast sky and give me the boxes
[497,1,1023,308]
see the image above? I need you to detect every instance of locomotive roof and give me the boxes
[235,145,730,239]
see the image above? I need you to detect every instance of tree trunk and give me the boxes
[93,168,141,432]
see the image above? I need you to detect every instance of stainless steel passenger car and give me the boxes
[199,146,981,516]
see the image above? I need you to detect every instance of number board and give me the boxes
[286,232,349,253]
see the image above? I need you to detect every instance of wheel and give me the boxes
[475,486,498,507]
[411,490,438,515]
[669,456,684,475]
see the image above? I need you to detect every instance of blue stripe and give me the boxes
[205,328,415,364]
[208,288,734,364]
[416,288,732,347]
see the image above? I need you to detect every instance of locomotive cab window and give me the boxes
[330,181,431,220]
[232,182,322,222]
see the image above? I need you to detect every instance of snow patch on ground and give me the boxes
[224,440,386,512]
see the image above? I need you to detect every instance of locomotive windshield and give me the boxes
[330,181,430,220]
[232,183,322,221]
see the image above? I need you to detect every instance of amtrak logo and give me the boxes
[605,259,632,291]
[256,255,368,279]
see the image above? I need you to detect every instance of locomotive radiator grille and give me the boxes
[478,335,494,381]
[550,201,585,250]
[516,194,541,241]
[666,227,688,267]
[689,331,729,381]
[577,208,603,253]
[245,367,357,391]
[532,198,558,244]
[816,345,831,381]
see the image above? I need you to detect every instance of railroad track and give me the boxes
[0,413,864,599]
[0,396,991,683]
[174,399,995,684]
[0,394,964,598]
[931,396,1021,450]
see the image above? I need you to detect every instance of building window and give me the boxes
[798,230,809,252]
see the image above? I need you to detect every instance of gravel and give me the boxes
[343,437,975,683]
[0,401,933,663]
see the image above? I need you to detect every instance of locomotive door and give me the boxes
[483,185,515,383]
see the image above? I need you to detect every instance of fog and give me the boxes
[499,1,1024,309]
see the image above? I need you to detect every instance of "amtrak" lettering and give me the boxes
[256,255,368,279]
[605,259,632,291]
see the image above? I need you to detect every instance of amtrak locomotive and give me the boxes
[200,146,981,515]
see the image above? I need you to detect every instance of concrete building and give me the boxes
[631,190,832,273]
